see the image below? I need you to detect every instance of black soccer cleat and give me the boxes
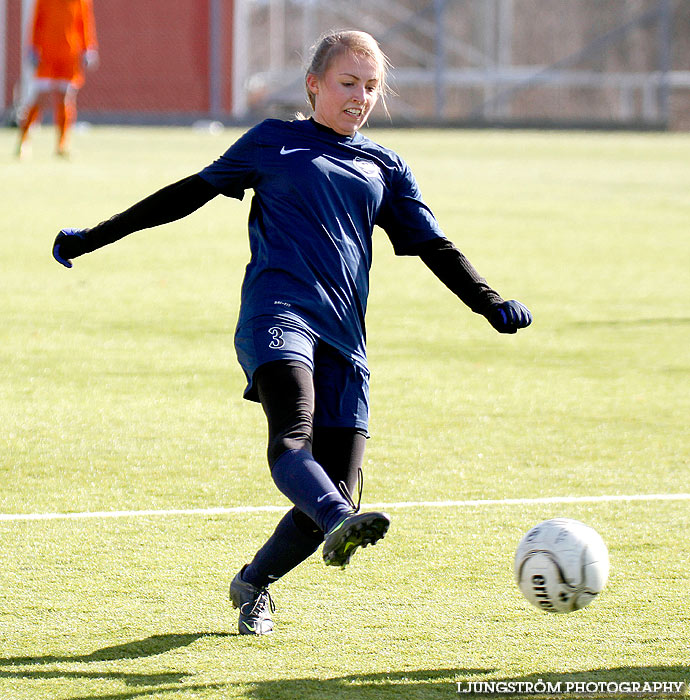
[322,511,390,569]
[230,566,275,636]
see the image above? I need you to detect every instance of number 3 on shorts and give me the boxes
[268,326,285,349]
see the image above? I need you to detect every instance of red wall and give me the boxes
[4,0,22,110]
[4,0,235,117]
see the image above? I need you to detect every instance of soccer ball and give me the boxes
[514,518,609,613]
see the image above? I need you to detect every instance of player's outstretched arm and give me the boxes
[52,174,219,268]
[413,237,532,334]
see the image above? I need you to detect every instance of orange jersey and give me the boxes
[30,0,97,87]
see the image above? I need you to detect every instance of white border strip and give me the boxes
[1,493,688,523]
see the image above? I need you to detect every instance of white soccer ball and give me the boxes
[514,518,609,613]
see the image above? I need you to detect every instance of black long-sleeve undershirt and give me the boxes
[62,174,502,318]
[72,174,219,256]
[411,238,504,316]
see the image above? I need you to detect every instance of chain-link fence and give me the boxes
[239,0,690,129]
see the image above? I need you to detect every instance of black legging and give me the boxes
[254,359,366,536]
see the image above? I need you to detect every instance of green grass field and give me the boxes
[1,124,688,700]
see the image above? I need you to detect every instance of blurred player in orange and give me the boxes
[17,0,98,158]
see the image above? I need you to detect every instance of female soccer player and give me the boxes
[52,30,532,635]
[17,0,98,158]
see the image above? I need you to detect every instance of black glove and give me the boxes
[487,300,532,334]
[53,228,89,268]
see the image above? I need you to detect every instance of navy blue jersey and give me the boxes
[198,118,445,369]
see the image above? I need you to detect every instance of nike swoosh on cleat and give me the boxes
[280,147,309,155]
[241,621,256,632]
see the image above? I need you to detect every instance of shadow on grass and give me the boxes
[244,666,689,699]
[569,317,690,328]
[0,632,231,690]
[0,632,229,665]
[2,635,686,700]
[247,668,484,699]
[0,634,481,699]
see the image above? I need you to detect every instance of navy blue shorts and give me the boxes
[234,315,370,432]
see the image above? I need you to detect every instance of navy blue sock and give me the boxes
[270,448,352,534]
[242,508,323,588]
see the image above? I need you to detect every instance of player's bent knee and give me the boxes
[266,431,312,469]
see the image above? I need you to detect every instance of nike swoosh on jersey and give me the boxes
[280,147,310,155]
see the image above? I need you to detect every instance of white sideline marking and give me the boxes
[1,493,688,523]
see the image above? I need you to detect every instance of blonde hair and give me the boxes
[304,30,392,117]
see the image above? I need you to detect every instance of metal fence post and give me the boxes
[657,0,672,127]
[434,0,446,121]
[209,0,222,118]
[0,0,6,114]
[232,0,249,119]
